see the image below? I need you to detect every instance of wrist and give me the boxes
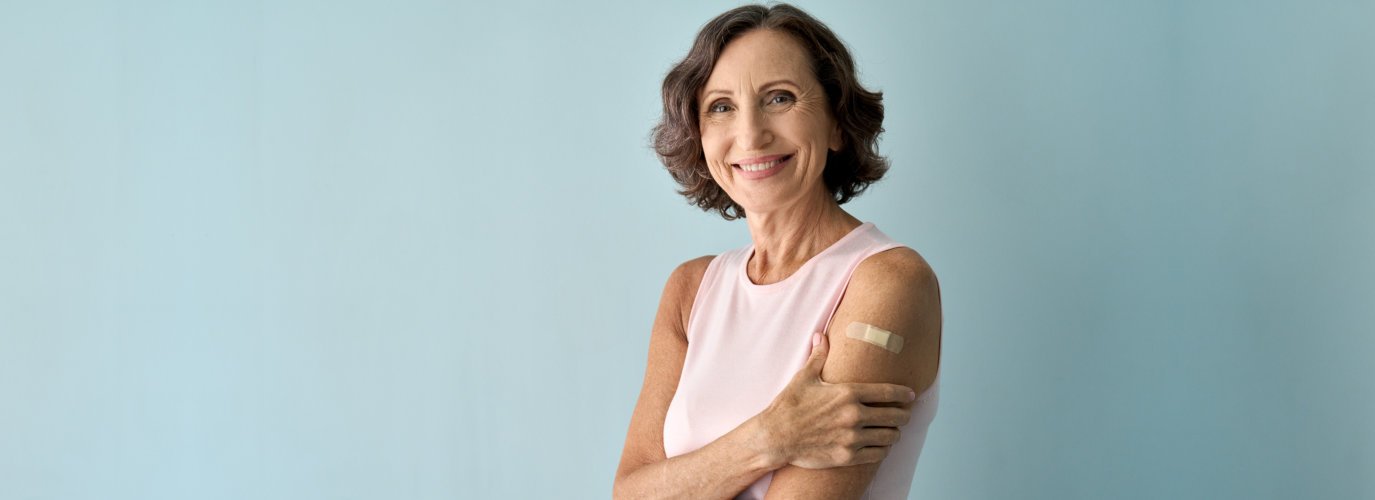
[741,412,788,471]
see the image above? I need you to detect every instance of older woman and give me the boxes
[614,4,941,499]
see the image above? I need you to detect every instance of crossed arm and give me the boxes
[613,256,777,499]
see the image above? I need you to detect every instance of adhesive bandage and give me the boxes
[846,322,904,354]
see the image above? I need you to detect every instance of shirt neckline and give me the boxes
[737,222,873,292]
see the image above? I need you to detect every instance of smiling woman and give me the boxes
[697,29,845,218]
[614,4,941,500]
[653,5,888,222]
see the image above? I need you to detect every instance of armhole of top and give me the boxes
[683,254,725,343]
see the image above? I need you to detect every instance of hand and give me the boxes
[756,333,915,469]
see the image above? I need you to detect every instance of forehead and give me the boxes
[703,29,814,93]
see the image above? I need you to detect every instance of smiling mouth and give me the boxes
[733,154,794,172]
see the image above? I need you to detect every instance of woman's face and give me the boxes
[698,29,842,217]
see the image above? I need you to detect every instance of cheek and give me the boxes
[788,102,835,143]
[699,130,719,153]
[699,129,729,164]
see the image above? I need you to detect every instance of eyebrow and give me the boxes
[701,79,801,101]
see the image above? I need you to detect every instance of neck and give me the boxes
[743,190,861,285]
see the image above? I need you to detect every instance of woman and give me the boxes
[614,5,941,499]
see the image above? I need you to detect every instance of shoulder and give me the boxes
[848,247,940,312]
[665,255,715,298]
[658,255,716,337]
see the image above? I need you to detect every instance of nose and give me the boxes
[734,105,773,152]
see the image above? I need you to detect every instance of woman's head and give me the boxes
[654,4,887,220]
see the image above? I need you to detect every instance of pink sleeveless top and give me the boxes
[663,222,940,500]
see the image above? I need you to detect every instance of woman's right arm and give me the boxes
[613,256,779,499]
[612,258,917,499]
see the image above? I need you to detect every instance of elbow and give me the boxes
[611,466,656,500]
[611,471,633,500]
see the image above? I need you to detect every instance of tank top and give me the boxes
[662,222,940,500]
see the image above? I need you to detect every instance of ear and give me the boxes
[828,120,844,152]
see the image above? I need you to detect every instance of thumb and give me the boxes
[802,332,829,376]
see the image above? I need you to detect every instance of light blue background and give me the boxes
[2,1,1371,499]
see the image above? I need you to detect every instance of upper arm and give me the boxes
[763,247,942,499]
[614,256,714,481]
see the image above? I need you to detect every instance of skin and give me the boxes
[614,29,942,499]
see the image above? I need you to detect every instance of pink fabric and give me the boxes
[663,222,940,500]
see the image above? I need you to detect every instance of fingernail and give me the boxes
[909,391,917,402]
[812,333,820,346]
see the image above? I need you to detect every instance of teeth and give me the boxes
[738,158,783,172]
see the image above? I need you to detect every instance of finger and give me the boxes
[849,382,916,404]
[849,446,891,465]
[856,427,902,448]
[859,406,912,428]
[800,332,829,376]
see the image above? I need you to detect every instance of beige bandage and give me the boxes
[846,322,904,354]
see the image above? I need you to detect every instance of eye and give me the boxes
[768,92,796,105]
[706,100,732,114]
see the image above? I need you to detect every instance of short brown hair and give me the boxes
[653,3,888,220]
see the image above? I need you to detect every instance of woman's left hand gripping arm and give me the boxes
[763,247,943,500]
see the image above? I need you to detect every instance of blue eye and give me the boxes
[769,93,795,105]
[710,104,730,113]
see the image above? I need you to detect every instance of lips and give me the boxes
[733,154,793,170]
[732,154,793,180]
[737,155,790,172]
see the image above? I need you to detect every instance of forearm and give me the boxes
[613,415,782,500]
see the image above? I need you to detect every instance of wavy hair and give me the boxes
[653,3,888,220]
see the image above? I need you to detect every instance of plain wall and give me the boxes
[2,1,1371,498]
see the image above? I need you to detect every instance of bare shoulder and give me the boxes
[659,255,716,337]
[664,255,715,307]
[667,255,715,291]
[856,247,938,291]
[846,246,941,316]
